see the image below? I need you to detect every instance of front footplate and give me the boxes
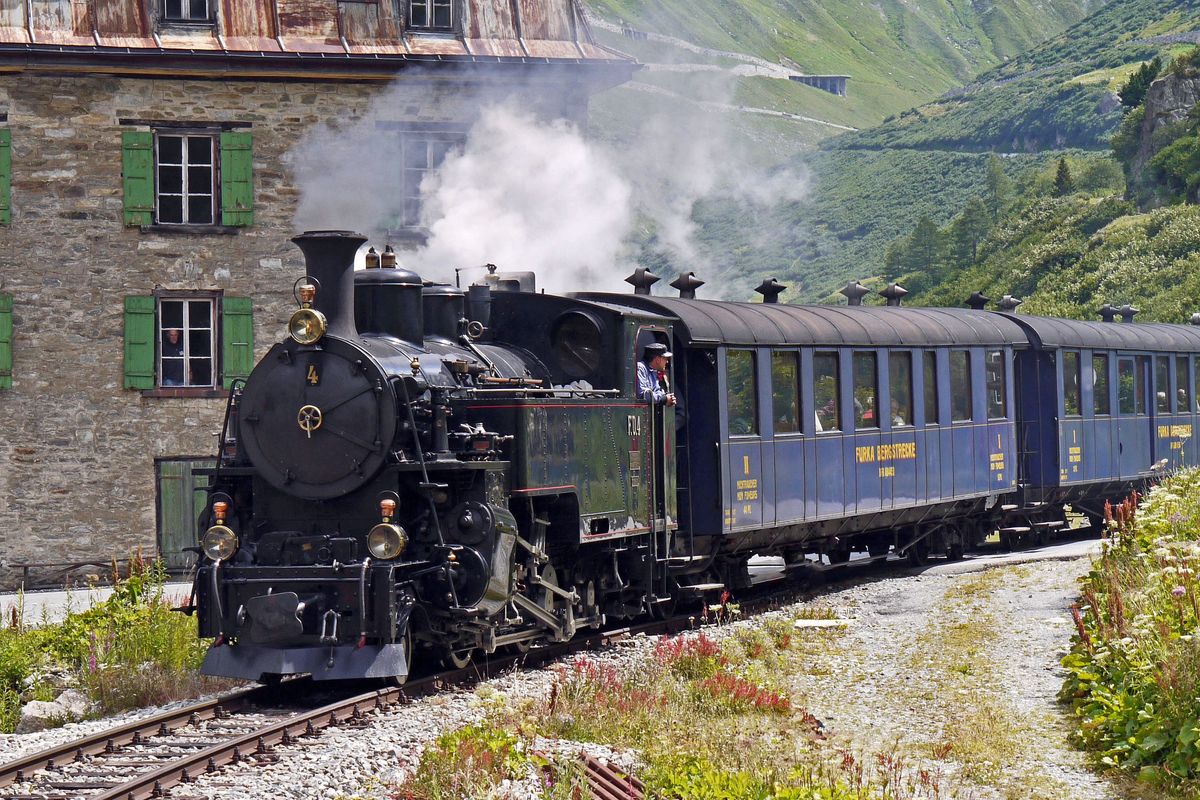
[202,641,409,682]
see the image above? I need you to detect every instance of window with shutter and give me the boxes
[0,293,12,390]
[221,296,254,388]
[219,131,253,227]
[122,131,154,227]
[124,295,157,389]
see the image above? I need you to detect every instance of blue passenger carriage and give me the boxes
[582,290,1031,580]
[1004,314,1200,537]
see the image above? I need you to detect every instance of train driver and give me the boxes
[637,343,677,407]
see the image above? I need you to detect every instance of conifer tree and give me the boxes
[906,216,944,277]
[1054,158,1075,197]
[948,197,989,266]
[985,155,1012,219]
[1119,56,1162,111]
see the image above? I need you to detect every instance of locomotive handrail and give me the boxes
[452,388,623,395]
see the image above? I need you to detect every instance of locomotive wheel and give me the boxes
[443,647,475,670]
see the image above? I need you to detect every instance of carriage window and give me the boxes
[1137,356,1149,414]
[1093,354,1110,415]
[853,352,878,430]
[814,352,840,432]
[889,352,912,427]
[950,351,973,422]
[771,352,800,434]
[727,350,758,436]
[1156,356,1171,414]
[924,351,938,425]
[1118,357,1137,415]
[986,350,1006,419]
[1177,356,1191,413]
[1062,351,1081,417]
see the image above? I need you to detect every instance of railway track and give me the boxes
[0,539,1086,800]
[0,614,698,800]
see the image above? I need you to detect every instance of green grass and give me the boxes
[0,558,231,731]
[1061,470,1200,796]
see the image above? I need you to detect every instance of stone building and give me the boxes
[0,0,633,588]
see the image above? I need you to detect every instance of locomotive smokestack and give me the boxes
[291,230,366,340]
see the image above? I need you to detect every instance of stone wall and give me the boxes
[0,69,589,589]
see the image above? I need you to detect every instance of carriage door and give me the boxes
[1117,355,1152,479]
[724,348,763,530]
[634,327,677,530]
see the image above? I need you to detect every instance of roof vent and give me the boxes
[755,278,787,304]
[966,291,990,311]
[670,272,706,300]
[1118,304,1138,323]
[625,267,660,296]
[1191,313,1200,326]
[1098,303,1117,323]
[880,283,908,307]
[997,295,1023,312]
[839,281,870,306]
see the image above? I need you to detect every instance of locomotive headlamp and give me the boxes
[202,525,239,561]
[289,283,327,345]
[367,523,407,560]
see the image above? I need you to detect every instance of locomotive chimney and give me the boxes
[291,230,366,339]
[755,278,787,304]
[670,272,705,300]
[880,283,908,307]
[966,291,990,311]
[839,281,870,306]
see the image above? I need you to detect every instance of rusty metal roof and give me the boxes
[0,0,633,77]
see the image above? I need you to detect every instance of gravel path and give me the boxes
[0,548,1115,799]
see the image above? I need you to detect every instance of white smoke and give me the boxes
[288,65,811,299]
[409,107,634,295]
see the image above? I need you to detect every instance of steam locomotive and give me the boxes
[191,229,1200,683]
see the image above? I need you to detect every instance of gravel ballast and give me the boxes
[0,546,1114,799]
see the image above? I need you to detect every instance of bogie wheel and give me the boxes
[907,540,930,567]
[828,548,852,565]
[947,538,965,562]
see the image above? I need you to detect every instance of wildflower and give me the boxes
[1173,586,1187,599]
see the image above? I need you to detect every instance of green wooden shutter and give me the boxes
[124,295,156,389]
[222,296,254,389]
[0,129,11,225]
[219,131,253,227]
[122,131,154,226]
[0,293,12,390]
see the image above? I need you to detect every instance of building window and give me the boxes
[123,294,253,393]
[160,298,215,388]
[156,133,214,225]
[400,132,464,228]
[163,0,211,22]
[727,350,758,436]
[409,0,453,29]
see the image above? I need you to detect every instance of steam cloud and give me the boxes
[289,64,810,299]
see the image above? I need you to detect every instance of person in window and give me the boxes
[892,398,908,426]
[637,343,676,407]
[161,328,185,386]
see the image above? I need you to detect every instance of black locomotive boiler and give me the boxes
[192,230,1200,683]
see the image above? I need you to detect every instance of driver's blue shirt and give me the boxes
[636,361,668,404]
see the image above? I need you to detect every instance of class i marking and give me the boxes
[743,455,750,475]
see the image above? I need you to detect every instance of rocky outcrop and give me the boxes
[14,689,95,734]
[1133,71,1200,176]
